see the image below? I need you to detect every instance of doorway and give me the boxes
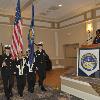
[63,43,79,69]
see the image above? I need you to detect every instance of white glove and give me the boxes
[2,62,7,67]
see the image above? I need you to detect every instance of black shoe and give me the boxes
[29,90,34,93]
[28,88,34,93]
[7,97,11,100]
[38,81,41,87]
[19,93,23,97]
[10,92,13,97]
[41,86,47,91]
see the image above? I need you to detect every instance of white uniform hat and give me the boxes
[26,48,30,52]
[37,41,43,46]
[4,45,11,49]
[4,45,8,48]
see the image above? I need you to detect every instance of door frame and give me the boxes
[63,43,79,58]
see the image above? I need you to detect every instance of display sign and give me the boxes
[78,48,99,76]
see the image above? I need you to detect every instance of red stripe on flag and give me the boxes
[13,28,19,45]
[12,35,17,50]
[11,0,23,59]
[16,23,22,37]
[12,36,18,55]
[11,45,17,59]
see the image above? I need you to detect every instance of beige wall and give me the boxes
[0,24,12,45]
[34,28,56,59]
[0,25,29,53]
[1,5,100,67]
[0,19,99,67]
[0,25,56,59]
[58,22,87,59]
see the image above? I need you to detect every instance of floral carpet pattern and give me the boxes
[0,83,69,100]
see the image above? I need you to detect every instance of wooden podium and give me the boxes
[78,43,100,78]
[60,43,100,100]
[81,43,100,48]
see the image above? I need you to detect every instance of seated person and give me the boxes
[93,29,100,44]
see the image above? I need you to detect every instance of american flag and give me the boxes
[11,0,23,59]
[28,4,34,65]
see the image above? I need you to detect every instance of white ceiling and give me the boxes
[0,0,99,22]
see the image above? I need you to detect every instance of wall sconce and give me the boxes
[86,21,93,44]
[86,21,93,33]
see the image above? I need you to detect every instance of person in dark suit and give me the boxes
[34,42,48,91]
[45,53,52,71]
[93,29,100,77]
[1,45,14,100]
[25,49,36,93]
[93,29,100,44]
[14,51,26,97]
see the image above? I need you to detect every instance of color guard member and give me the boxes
[1,45,14,100]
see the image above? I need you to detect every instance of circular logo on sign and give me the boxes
[81,53,97,71]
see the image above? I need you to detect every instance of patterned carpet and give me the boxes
[0,83,69,100]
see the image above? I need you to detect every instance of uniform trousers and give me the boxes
[16,75,26,97]
[37,63,46,87]
[2,75,13,98]
[27,72,36,93]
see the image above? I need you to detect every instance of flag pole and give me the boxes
[27,2,35,65]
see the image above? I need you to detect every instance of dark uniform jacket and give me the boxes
[14,57,26,77]
[45,54,52,71]
[93,36,100,44]
[34,49,52,71]
[25,56,35,74]
[1,53,14,77]
[34,50,47,69]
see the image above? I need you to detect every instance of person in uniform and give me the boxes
[1,45,14,100]
[93,29,100,77]
[93,29,100,44]
[34,42,48,91]
[14,51,26,97]
[25,49,36,93]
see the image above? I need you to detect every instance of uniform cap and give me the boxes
[4,45,11,49]
[37,41,43,46]
[26,48,30,52]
